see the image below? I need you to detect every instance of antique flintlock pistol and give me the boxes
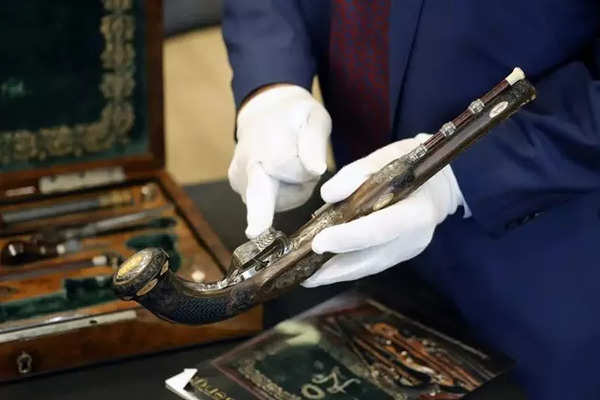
[113,68,536,325]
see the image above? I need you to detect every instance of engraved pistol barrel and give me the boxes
[113,70,536,325]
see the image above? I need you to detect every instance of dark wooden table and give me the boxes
[0,181,527,399]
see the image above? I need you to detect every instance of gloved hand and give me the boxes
[228,84,332,238]
[302,134,468,288]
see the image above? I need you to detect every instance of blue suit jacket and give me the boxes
[223,2,600,398]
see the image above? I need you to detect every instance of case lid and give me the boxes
[0,0,164,188]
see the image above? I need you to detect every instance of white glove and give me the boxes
[302,134,467,288]
[228,84,332,238]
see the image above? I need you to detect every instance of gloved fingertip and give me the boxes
[319,180,342,203]
[306,161,327,176]
[319,165,369,203]
[311,231,329,254]
[245,214,273,239]
[301,273,330,288]
[300,279,318,288]
[245,225,262,239]
[298,108,329,177]
[244,163,278,239]
[298,149,327,177]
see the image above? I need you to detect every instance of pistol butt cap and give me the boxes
[112,248,168,300]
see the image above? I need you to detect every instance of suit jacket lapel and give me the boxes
[389,0,425,139]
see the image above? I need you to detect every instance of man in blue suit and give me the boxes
[222,1,600,398]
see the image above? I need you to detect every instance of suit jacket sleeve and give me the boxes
[222,0,316,109]
[452,58,600,236]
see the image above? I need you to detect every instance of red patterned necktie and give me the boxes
[328,0,391,163]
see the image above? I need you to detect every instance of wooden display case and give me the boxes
[0,0,261,382]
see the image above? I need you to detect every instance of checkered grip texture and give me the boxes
[137,272,235,325]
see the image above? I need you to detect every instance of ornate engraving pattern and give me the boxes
[291,208,343,250]
[372,159,407,184]
[228,285,257,315]
[439,121,456,137]
[270,253,327,293]
[0,0,136,164]
[406,144,427,163]
[231,228,285,269]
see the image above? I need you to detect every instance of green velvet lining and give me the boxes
[0,0,149,172]
[0,232,181,323]
[0,275,116,323]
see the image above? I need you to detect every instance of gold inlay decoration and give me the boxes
[0,0,137,165]
[115,250,149,281]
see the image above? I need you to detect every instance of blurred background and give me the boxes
[163,0,325,185]
[163,0,232,184]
